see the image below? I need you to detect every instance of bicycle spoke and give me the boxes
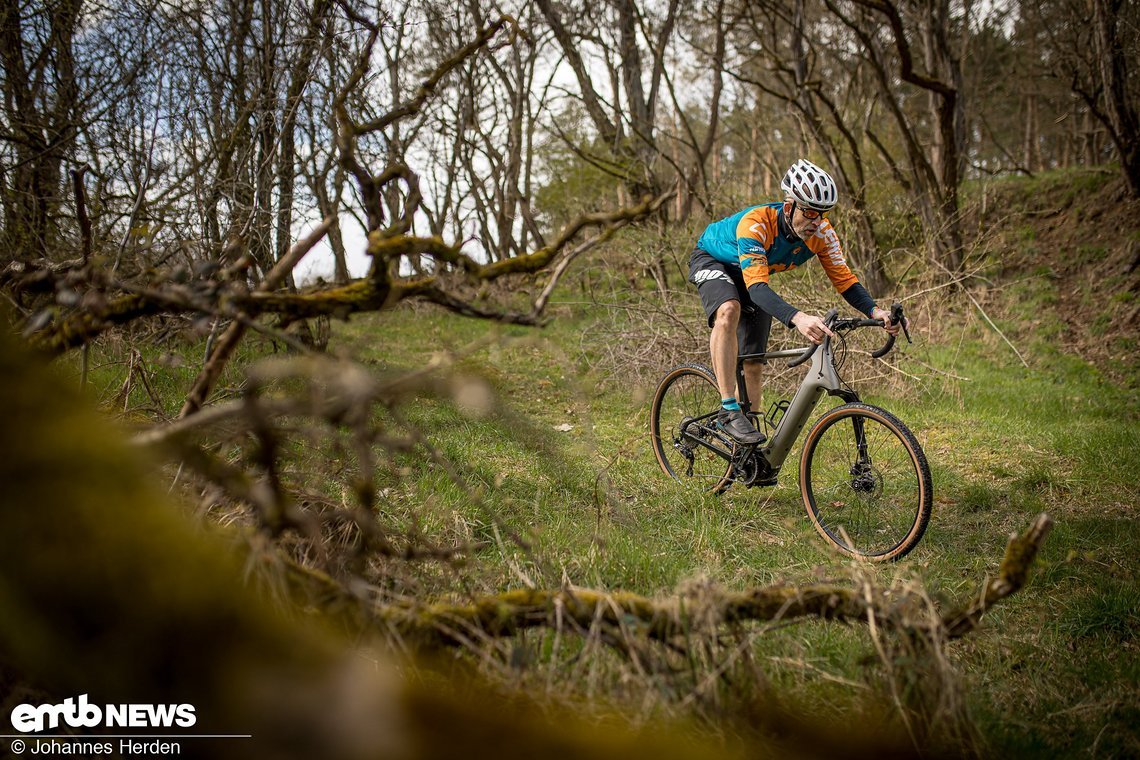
[802,404,931,560]
[651,366,733,492]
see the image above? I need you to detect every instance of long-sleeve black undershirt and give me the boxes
[747,280,876,327]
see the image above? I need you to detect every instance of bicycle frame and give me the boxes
[655,301,927,558]
[737,337,859,471]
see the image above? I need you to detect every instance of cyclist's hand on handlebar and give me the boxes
[871,306,905,337]
[791,312,836,345]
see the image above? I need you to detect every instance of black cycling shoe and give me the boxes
[716,408,766,445]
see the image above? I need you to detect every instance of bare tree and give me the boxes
[1031,0,1140,196]
[535,0,681,199]
[0,0,83,260]
[824,0,968,271]
[415,2,548,263]
[655,0,729,221]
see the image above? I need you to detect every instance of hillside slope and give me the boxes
[970,169,1140,385]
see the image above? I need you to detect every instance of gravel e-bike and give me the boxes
[650,304,931,561]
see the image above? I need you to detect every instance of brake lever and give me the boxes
[890,303,912,344]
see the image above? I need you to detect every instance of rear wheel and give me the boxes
[650,364,733,493]
[800,403,932,561]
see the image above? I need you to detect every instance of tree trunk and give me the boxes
[1023,93,1040,172]
[250,0,279,282]
[830,0,965,272]
[276,0,332,289]
[0,0,82,261]
[1090,0,1140,196]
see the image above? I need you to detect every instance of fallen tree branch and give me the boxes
[278,514,1052,651]
[23,293,160,353]
[22,192,672,356]
[475,190,674,280]
[372,582,874,650]
[941,513,1053,638]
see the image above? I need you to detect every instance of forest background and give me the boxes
[1,0,1138,757]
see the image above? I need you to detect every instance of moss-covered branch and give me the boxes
[22,189,672,356]
[476,189,673,280]
[281,514,1050,651]
[941,513,1053,638]
[369,584,872,649]
[24,292,161,354]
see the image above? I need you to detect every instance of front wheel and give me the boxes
[800,403,932,561]
[650,363,733,493]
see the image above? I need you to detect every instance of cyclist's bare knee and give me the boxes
[714,300,741,327]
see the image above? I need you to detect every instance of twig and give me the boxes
[899,266,987,302]
[867,356,927,383]
[907,356,971,382]
[530,186,676,318]
[179,217,333,418]
[531,229,622,317]
[131,397,308,447]
[964,289,1030,368]
[233,313,314,354]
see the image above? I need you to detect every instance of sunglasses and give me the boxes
[797,205,827,221]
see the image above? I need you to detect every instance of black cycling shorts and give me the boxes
[688,247,772,359]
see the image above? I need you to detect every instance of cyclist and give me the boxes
[688,158,901,445]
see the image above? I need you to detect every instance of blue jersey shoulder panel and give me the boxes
[696,204,770,264]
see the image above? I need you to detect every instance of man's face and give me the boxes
[786,200,826,239]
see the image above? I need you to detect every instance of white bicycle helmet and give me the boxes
[780,159,838,211]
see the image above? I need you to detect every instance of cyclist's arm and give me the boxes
[812,224,876,317]
[840,281,876,317]
[747,282,797,326]
[751,282,833,344]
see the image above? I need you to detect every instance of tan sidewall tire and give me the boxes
[650,364,733,494]
[799,403,932,561]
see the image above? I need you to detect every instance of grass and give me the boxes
[62,306,1136,756]
[63,168,1140,756]
[287,285,1138,755]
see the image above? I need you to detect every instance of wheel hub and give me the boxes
[849,462,882,496]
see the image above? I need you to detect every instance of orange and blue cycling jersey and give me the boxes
[696,202,859,294]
